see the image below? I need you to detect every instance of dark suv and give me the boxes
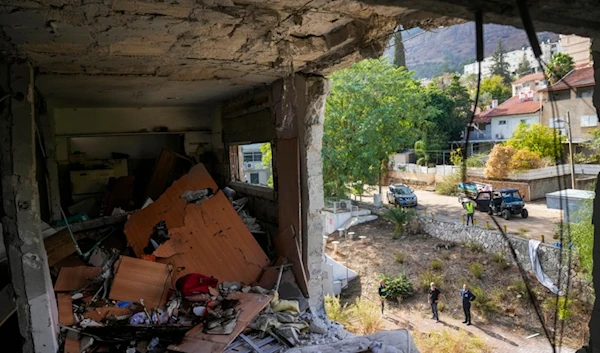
[387,184,418,207]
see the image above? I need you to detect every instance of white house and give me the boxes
[483,96,541,141]
[512,72,548,97]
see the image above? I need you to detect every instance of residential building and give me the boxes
[540,66,597,146]
[239,143,272,186]
[484,95,541,141]
[512,72,547,97]
[451,106,495,156]
[464,40,560,77]
[559,34,592,67]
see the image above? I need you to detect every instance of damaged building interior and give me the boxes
[0,0,599,352]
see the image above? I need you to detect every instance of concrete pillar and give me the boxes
[588,39,600,353]
[296,75,330,312]
[0,63,58,353]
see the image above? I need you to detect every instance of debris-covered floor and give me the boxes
[40,153,333,353]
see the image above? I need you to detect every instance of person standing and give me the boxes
[465,201,475,226]
[428,282,442,322]
[378,280,388,315]
[460,284,476,325]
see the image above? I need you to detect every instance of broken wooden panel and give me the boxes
[108,256,172,309]
[125,164,269,284]
[145,149,193,201]
[168,292,272,353]
[57,293,74,326]
[273,226,308,296]
[63,336,80,353]
[84,306,134,322]
[54,266,102,292]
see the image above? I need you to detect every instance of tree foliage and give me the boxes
[484,145,516,179]
[479,75,511,109]
[516,53,532,78]
[323,59,423,197]
[571,198,593,279]
[545,52,575,84]
[506,123,565,159]
[490,39,512,85]
[260,143,273,187]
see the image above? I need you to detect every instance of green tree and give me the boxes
[490,39,512,85]
[571,198,593,279]
[516,53,532,77]
[323,58,424,197]
[260,143,273,187]
[479,75,511,109]
[506,123,566,159]
[545,52,575,84]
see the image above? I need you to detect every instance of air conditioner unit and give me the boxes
[246,162,253,168]
[495,134,503,139]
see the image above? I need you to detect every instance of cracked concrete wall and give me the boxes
[0,63,58,353]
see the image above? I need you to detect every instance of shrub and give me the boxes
[471,285,500,319]
[383,208,416,239]
[492,252,510,270]
[437,301,446,312]
[380,273,413,300]
[393,252,406,264]
[466,241,483,253]
[484,145,516,179]
[469,263,484,279]
[419,270,444,293]
[509,148,543,172]
[490,288,507,302]
[466,153,487,168]
[435,171,461,196]
[346,297,383,334]
[508,279,527,296]
[441,250,450,260]
[413,329,492,353]
[325,295,352,327]
[431,259,444,271]
[543,297,574,321]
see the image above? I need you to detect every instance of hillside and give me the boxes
[401,22,558,79]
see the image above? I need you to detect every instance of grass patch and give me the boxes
[466,241,483,253]
[542,297,574,321]
[440,250,450,260]
[471,285,500,320]
[490,288,507,302]
[393,252,406,264]
[469,262,484,279]
[325,295,352,328]
[508,279,527,296]
[492,252,510,270]
[413,329,492,353]
[518,228,530,236]
[419,270,445,293]
[347,297,383,334]
[431,259,443,271]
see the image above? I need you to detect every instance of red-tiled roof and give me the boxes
[482,96,541,118]
[473,107,491,123]
[541,66,595,92]
[513,72,545,85]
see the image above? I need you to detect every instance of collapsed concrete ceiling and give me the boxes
[0,0,459,107]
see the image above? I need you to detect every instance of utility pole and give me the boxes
[566,111,576,189]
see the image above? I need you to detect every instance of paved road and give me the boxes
[360,188,563,243]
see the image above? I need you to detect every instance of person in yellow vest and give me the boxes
[464,201,475,226]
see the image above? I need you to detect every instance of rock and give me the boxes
[309,317,328,334]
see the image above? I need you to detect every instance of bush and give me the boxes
[508,279,527,296]
[435,171,461,196]
[509,147,542,172]
[542,297,573,321]
[431,259,444,271]
[383,208,416,239]
[380,273,413,300]
[492,252,510,270]
[413,329,492,353]
[393,252,406,264]
[419,270,444,293]
[484,145,516,179]
[325,295,352,327]
[466,153,487,168]
[490,288,507,302]
[346,297,383,334]
[466,241,483,253]
[471,285,500,319]
[469,263,484,279]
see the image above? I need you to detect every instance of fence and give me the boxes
[392,163,587,180]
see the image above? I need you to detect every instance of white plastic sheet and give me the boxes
[528,240,562,295]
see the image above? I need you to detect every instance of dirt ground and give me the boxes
[358,187,563,243]
[327,219,591,350]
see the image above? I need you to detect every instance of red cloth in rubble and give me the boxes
[176,273,218,296]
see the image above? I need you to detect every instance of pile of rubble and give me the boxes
[45,162,336,353]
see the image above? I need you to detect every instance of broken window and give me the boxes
[230,143,273,188]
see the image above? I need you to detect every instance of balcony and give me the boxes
[467,130,492,141]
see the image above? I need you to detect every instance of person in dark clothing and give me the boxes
[460,284,477,325]
[378,280,388,315]
[428,282,442,322]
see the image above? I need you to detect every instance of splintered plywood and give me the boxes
[54,266,102,292]
[124,164,269,284]
[108,256,172,309]
[168,292,272,353]
[274,226,308,295]
[57,293,74,326]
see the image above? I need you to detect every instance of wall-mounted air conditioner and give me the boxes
[495,134,504,139]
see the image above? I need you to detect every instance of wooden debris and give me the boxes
[54,266,102,292]
[108,256,172,309]
[273,226,308,296]
[125,163,270,284]
[84,307,134,322]
[57,293,74,326]
[145,149,192,201]
[168,292,273,353]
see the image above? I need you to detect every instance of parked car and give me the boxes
[387,184,418,207]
